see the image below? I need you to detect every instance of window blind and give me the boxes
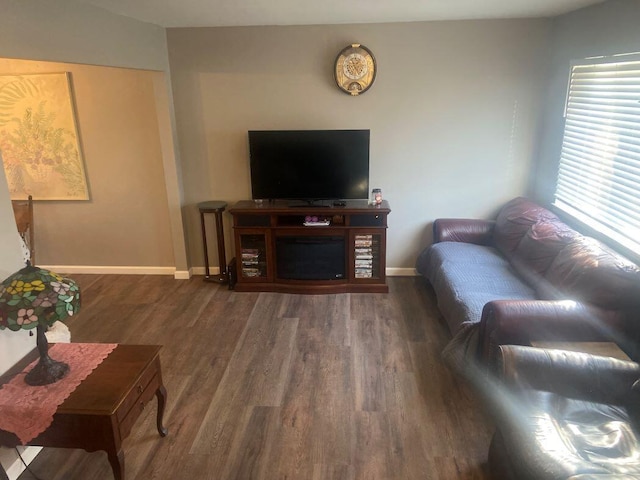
[554,58,640,254]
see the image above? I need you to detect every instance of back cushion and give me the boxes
[492,197,558,259]
[543,237,640,309]
[511,219,579,288]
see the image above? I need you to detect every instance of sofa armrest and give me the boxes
[478,299,619,365]
[433,218,495,244]
[498,344,640,405]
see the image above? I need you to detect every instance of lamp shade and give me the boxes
[0,264,80,331]
[0,264,80,386]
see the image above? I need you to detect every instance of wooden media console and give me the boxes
[229,200,390,294]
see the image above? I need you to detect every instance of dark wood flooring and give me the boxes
[19,276,493,480]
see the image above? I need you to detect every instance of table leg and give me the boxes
[107,448,124,480]
[214,210,228,282]
[200,211,211,279]
[156,385,168,437]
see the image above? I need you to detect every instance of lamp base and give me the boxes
[25,356,70,386]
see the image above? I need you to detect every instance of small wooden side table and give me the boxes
[0,344,168,480]
[198,200,228,283]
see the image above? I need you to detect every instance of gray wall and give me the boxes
[167,19,552,270]
[0,0,175,362]
[0,159,32,377]
[0,158,45,477]
[0,59,175,268]
[0,2,182,474]
[0,0,189,275]
[7,0,637,272]
[0,0,168,70]
[533,0,640,202]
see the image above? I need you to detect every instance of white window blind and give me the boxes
[554,57,640,254]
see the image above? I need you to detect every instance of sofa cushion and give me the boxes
[510,219,580,289]
[542,237,640,309]
[493,197,558,260]
[424,242,537,334]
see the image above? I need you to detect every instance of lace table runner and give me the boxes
[0,343,118,443]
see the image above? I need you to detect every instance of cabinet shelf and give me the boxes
[354,233,381,279]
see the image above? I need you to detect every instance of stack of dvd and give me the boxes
[354,234,374,278]
[241,248,261,277]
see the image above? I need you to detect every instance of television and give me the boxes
[248,129,370,202]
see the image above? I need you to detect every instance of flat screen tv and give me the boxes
[248,129,370,202]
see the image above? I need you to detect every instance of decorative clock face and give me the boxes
[334,44,376,96]
[343,53,369,80]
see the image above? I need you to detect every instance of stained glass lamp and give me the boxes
[0,264,81,386]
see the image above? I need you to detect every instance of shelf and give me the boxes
[354,234,381,279]
[239,234,268,279]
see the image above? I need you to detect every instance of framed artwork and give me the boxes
[0,72,89,200]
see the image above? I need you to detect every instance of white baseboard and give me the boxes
[191,266,221,276]
[39,265,179,276]
[36,265,415,279]
[192,267,415,277]
[1,446,42,480]
[386,268,418,276]
[174,270,192,280]
[183,266,415,277]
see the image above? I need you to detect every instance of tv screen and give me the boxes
[248,129,370,201]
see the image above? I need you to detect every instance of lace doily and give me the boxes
[0,343,118,444]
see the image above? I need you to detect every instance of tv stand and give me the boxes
[287,200,331,208]
[229,199,389,294]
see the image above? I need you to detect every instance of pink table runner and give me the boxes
[0,343,117,443]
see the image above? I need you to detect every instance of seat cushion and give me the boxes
[421,242,537,334]
[497,391,640,479]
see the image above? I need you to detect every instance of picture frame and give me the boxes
[0,72,90,201]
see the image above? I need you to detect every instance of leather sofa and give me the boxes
[415,197,640,367]
[489,345,640,479]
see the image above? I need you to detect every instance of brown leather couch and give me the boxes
[415,197,640,366]
[489,345,640,479]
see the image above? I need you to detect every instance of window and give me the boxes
[554,56,640,255]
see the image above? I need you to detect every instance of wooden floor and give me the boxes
[21,276,493,480]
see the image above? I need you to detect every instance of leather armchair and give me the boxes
[489,345,640,479]
[478,300,634,366]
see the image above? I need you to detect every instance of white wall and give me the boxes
[167,19,552,271]
[533,0,640,202]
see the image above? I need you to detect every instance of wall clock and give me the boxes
[334,44,376,96]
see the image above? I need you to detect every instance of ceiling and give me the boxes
[75,0,606,28]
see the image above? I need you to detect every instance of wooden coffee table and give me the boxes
[0,344,168,480]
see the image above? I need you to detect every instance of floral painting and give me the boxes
[0,73,89,200]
